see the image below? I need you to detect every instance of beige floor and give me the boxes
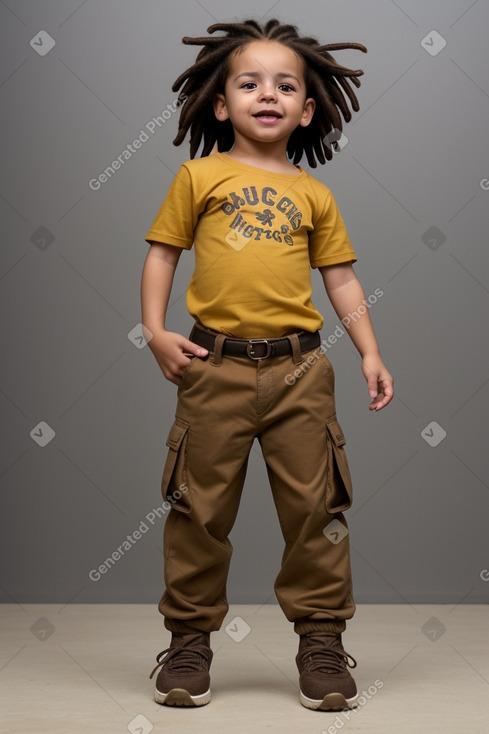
[1,603,488,733]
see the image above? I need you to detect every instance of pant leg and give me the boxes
[256,347,356,636]
[157,335,355,636]
[157,349,257,634]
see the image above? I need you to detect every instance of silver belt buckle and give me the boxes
[246,339,271,360]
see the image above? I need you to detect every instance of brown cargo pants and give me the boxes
[157,325,356,636]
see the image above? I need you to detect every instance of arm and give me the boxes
[140,242,208,385]
[319,262,393,411]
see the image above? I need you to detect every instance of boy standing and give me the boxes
[143,19,393,711]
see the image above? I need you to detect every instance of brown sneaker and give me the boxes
[149,631,213,707]
[296,633,358,710]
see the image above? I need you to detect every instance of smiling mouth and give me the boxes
[253,111,282,118]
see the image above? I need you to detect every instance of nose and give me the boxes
[259,81,277,102]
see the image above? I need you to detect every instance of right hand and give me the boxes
[147,329,208,385]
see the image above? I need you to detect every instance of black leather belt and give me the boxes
[190,323,320,360]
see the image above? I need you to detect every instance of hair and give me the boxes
[171,18,367,167]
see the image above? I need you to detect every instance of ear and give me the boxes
[299,97,316,127]
[213,93,229,121]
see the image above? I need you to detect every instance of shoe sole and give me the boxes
[154,687,211,707]
[300,690,358,711]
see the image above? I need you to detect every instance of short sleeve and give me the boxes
[308,186,357,268]
[144,164,195,249]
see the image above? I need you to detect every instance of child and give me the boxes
[143,18,393,711]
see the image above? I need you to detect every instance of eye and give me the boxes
[278,83,294,93]
[241,82,256,90]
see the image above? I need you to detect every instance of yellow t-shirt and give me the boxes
[144,152,357,338]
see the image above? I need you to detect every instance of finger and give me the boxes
[168,365,183,385]
[368,393,381,410]
[378,381,394,406]
[370,397,385,410]
[163,369,180,386]
[369,397,385,411]
[161,370,179,386]
[362,362,380,397]
[367,376,378,399]
[181,338,208,357]
[159,360,183,385]
[369,388,393,411]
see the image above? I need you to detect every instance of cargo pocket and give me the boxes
[160,418,192,513]
[324,416,353,514]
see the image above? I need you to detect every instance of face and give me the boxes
[213,40,315,148]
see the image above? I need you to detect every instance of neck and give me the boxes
[223,135,299,174]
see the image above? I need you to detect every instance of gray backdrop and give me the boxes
[1,0,488,610]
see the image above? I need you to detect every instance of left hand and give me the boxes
[361,354,394,411]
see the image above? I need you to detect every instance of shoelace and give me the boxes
[298,636,357,675]
[149,642,211,679]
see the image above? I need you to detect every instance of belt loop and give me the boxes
[287,333,304,365]
[210,333,226,366]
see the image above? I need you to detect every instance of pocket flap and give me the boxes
[166,419,189,450]
[324,416,352,514]
[161,418,192,513]
[326,418,346,447]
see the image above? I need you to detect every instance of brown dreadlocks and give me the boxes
[171,18,367,167]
